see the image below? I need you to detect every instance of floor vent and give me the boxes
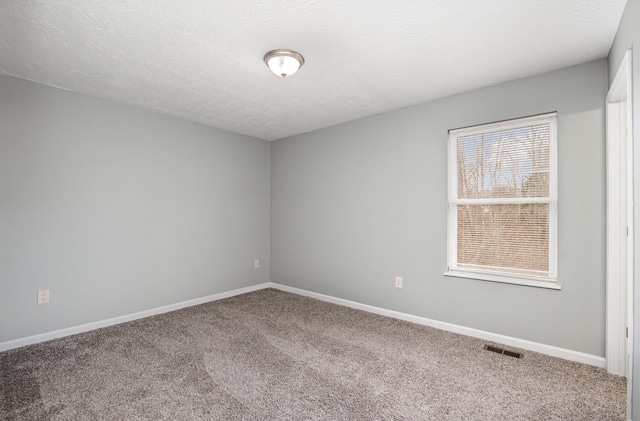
[484,344,523,359]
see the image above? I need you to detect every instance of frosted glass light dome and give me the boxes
[264,49,305,78]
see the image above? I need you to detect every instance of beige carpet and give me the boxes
[0,288,626,420]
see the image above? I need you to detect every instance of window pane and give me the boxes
[457,124,550,200]
[456,203,549,276]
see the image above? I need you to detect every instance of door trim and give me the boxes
[605,48,633,411]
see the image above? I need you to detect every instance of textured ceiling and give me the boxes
[0,1,628,141]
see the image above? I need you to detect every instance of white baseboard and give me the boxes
[0,283,271,353]
[1,281,607,370]
[268,282,606,369]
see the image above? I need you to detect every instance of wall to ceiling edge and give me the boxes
[271,59,608,358]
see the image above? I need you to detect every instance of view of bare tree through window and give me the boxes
[454,122,552,277]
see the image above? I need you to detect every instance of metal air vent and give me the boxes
[484,344,523,359]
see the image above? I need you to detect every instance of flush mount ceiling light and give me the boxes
[264,49,305,78]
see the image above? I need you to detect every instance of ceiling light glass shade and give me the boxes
[264,49,305,78]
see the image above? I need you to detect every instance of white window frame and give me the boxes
[444,113,560,290]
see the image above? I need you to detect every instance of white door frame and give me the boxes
[606,49,633,401]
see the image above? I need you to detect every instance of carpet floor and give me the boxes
[0,288,626,420]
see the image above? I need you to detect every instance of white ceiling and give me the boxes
[0,1,627,141]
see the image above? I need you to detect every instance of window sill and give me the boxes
[444,270,561,290]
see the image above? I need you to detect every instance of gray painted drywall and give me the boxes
[271,60,608,357]
[609,0,640,417]
[0,75,270,343]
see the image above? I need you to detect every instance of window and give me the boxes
[445,113,558,289]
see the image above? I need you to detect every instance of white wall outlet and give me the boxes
[395,276,403,288]
[254,259,260,269]
[37,289,50,305]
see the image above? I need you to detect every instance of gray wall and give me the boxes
[271,60,608,357]
[0,75,270,343]
[608,0,640,417]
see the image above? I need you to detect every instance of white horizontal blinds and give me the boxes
[448,113,557,279]
[456,204,549,276]
[456,123,550,200]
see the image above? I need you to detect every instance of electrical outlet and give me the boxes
[37,290,50,305]
[254,259,260,269]
[395,276,403,288]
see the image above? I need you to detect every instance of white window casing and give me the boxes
[445,113,559,290]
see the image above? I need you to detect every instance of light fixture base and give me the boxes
[264,49,305,78]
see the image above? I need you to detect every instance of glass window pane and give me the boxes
[457,124,550,200]
[456,203,549,276]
